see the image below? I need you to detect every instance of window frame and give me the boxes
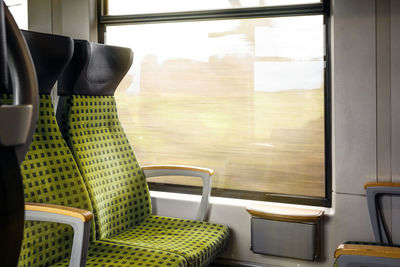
[97,0,332,207]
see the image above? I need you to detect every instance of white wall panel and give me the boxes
[375,0,392,236]
[391,0,400,183]
[334,0,377,195]
[376,0,392,182]
[391,0,400,243]
[50,0,97,41]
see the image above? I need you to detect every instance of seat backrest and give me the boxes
[0,30,94,267]
[58,40,152,240]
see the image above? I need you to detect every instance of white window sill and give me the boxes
[150,190,333,216]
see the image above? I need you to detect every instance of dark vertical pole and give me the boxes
[0,4,38,266]
[0,6,26,262]
[97,0,107,43]
[323,0,332,207]
[0,0,8,92]
[0,147,24,266]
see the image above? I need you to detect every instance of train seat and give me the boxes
[9,30,187,267]
[334,183,400,266]
[57,40,229,267]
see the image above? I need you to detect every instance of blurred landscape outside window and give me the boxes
[108,0,321,15]
[105,2,326,198]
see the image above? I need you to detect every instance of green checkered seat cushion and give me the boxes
[0,94,93,267]
[104,215,229,267]
[60,95,152,239]
[4,93,187,267]
[58,40,229,266]
[60,94,229,267]
[13,32,189,267]
[53,241,187,267]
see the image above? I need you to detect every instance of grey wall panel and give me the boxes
[391,0,400,244]
[376,0,392,182]
[251,218,318,260]
[376,0,392,236]
[50,0,62,35]
[59,0,90,40]
[323,193,374,265]
[88,0,98,42]
[392,0,400,183]
[46,0,97,41]
[28,0,52,33]
[28,0,97,41]
[334,0,376,195]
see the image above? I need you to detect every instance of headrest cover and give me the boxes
[58,40,133,96]
[22,30,74,94]
[0,31,73,95]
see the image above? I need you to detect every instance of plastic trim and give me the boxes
[143,165,212,221]
[25,204,92,267]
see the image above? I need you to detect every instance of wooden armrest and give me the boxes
[246,204,324,223]
[364,182,400,189]
[335,244,400,259]
[25,202,93,222]
[142,165,214,176]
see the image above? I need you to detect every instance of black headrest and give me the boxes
[58,40,133,96]
[21,30,74,94]
[0,30,73,95]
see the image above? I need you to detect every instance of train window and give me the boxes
[107,0,321,15]
[4,0,28,29]
[99,0,331,206]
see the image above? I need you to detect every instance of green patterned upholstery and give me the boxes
[20,221,76,267]
[60,94,230,267]
[12,32,192,266]
[61,95,152,239]
[0,94,93,266]
[104,216,230,267]
[10,93,187,266]
[54,241,187,267]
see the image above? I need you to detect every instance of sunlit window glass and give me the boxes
[108,0,321,15]
[106,15,325,197]
[4,0,28,30]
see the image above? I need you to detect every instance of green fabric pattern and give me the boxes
[1,94,94,267]
[61,95,152,239]
[0,94,11,105]
[20,221,75,267]
[60,94,230,267]
[10,94,187,267]
[104,215,230,267]
[53,241,187,267]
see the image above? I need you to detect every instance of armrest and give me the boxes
[246,204,324,223]
[142,165,214,221]
[25,202,92,267]
[335,243,400,259]
[364,182,400,189]
[363,183,400,243]
[25,202,93,222]
[143,165,214,176]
